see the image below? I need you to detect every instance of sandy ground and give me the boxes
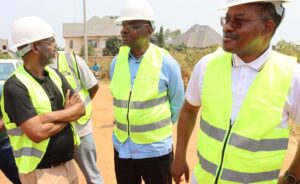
[0,83,298,184]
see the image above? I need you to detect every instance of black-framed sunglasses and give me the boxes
[220,16,270,29]
[116,23,149,31]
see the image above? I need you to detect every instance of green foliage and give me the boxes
[172,43,187,52]
[152,27,181,47]
[0,53,11,59]
[164,28,181,42]
[157,26,164,47]
[275,40,300,63]
[80,45,96,56]
[103,37,122,56]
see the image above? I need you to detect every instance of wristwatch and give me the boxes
[284,170,300,184]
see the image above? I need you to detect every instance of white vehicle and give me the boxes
[0,59,23,95]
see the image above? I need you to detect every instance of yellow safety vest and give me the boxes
[1,65,79,174]
[110,44,172,144]
[57,51,92,125]
[194,51,296,184]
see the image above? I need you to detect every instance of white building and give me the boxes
[63,16,121,56]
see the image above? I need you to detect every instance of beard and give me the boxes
[39,50,57,66]
[39,54,54,66]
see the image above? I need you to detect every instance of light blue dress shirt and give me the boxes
[110,51,184,159]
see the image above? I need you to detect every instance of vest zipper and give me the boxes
[127,90,132,136]
[215,120,233,184]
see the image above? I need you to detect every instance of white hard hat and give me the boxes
[220,0,289,15]
[220,0,289,8]
[11,16,55,50]
[115,0,155,22]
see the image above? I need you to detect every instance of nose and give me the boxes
[222,22,234,33]
[121,27,130,35]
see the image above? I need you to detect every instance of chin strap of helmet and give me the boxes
[16,44,32,58]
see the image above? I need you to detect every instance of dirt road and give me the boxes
[0,83,297,183]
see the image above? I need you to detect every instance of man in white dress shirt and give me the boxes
[171,0,300,183]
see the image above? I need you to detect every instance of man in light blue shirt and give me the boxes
[110,0,184,183]
[110,51,184,159]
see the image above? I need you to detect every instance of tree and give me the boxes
[80,45,96,56]
[152,27,181,47]
[164,28,181,43]
[103,37,122,56]
[151,32,158,45]
[157,26,164,47]
[275,40,300,62]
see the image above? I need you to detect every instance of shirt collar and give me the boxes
[24,66,48,83]
[128,52,144,63]
[232,46,272,71]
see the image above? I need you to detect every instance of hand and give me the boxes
[64,89,71,108]
[171,159,190,184]
[64,90,83,108]
[63,89,85,120]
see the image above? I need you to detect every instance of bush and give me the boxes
[80,45,96,56]
[275,40,300,63]
[103,37,122,56]
[0,53,12,59]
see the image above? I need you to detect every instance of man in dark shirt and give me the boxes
[1,16,84,184]
[4,68,77,169]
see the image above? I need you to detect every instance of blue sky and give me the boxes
[0,0,299,48]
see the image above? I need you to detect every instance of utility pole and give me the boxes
[83,0,88,63]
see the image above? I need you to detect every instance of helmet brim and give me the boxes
[219,0,289,10]
[10,34,55,50]
[115,16,155,23]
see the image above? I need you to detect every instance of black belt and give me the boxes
[37,158,72,169]
[37,162,64,169]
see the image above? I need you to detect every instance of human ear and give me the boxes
[31,42,40,54]
[263,19,276,36]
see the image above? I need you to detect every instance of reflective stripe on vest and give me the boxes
[115,117,171,132]
[14,147,44,158]
[1,65,62,173]
[110,44,172,144]
[197,151,280,183]
[200,118,288,151]
[57,51,92,125]
[113,95,168,109]
[7,128,24,136]
[195,51,296,183]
